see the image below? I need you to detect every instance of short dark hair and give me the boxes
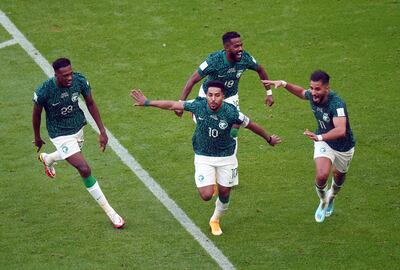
[310,70,330,84]
[206,80,225,94]
[222,31,241,45]
[52,58,71,71]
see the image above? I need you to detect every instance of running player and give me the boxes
[176,31,274,137]
[32,57,125,228]
[263,70,355,222]
[130,80,281,235]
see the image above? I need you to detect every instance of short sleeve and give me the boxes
[196,55,216,78]
[184,97,202,113]
[243,51,259,71]
[237,111,250,127]
[331,99,346,117]
[74,73,91,97]
[304,90,312,100]
[33,84,47,106]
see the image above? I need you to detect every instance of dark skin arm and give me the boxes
[84,94,108,152]
[256,65,274,106]
[245,121,281,146]
[175,70,202,117]
[32,103,45,152]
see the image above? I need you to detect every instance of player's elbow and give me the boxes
[337,127,347,138]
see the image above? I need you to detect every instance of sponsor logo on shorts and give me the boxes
[62,145,69,153]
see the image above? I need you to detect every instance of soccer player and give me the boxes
[175,31,274,137]
[262,70,355,223]
[32,57,125,229]
[130,80,281,235]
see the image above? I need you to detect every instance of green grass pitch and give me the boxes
[0,1,399,269]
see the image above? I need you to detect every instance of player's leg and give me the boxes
[313,141,335,223]
[66,152,125,228]
[195,162,217,201]
[209,158,237,235]
[326,147,355,217]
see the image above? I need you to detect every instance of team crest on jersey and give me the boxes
[322,113,330,122]
[218,120,228,130]
[61,92,69,99]
[236,70,244,78]
[71,92,79,102]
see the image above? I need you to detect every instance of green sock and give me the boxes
[82,175,97,188]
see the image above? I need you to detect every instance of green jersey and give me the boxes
[33,72,91,138]
[197,50,259,98]
[305,90,355,152]
[184,97,250,157]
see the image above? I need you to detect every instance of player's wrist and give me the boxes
[266,89,273,96]
[317,134,323,141]
[267,136,272,144]
[280,80,287,88]
[144,99,151,106]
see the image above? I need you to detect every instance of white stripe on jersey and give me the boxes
[337,108,345,117]
[199,61,208,71]
[251,56,257,63]
[238,112,250,127]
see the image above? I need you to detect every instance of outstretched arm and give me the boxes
[256,65,274,106]
[131,89,185,111]
[245,121,281,146]
[175,70,202,117]
[84,94,108,152]
[262,80,307,100]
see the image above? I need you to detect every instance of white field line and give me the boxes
[0,10,235,270]
[0,38,17,49]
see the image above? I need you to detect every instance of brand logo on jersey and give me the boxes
[227,68,236,73]
[210,115,218,120]
[217,74,226,78]
[71,92,79,102]
[51,102,60,106]
[198,175,204,182]
[218,120,228,130]
[236,70,244,78]
[61,92,69,99]
[322,113,330,122]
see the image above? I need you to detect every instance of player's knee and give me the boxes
[77,164,91,178]
[315,172,329,185]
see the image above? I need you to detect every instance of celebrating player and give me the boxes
[32,57,125,228]
[130,80,281,235]
[263,70,355,223]
[176,31,274,137]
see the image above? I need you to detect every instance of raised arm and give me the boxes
[175,71,202,117]
[84,93,108,152]
[262,80,307,100]
[131,89,185,111]
[256,65,274,106]
[245,121,281,146]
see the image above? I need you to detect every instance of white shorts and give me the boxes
[50,128,84,159]
[194,154,239,188]
[199,85,240,110]
[313,141,355,173]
